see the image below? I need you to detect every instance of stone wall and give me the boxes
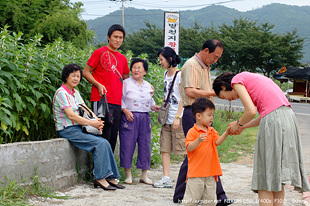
[0,138,91,189]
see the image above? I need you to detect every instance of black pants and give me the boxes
[93,102,121,153]
[173,106,228,203]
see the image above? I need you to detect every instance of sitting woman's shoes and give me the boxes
[139,177,153,185]
[94,179,117,190]
[107,180,126,189]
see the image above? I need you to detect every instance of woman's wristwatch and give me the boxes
[175,116,181,119]
[237,119,243,127]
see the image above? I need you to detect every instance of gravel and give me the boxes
[28,155,305,206]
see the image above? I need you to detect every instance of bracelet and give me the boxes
[237,119,243,127]
[175,116,181,119]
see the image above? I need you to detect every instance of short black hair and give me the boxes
[191,97,215,117]
[201,39,224,53]
[130,58,148,73]
[157,47,181,68]
[61,63,83,83]
[213,72,236,96]
[107,24,126,38]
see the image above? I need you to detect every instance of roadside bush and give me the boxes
[0,26,166,146]
[0,26,93,143]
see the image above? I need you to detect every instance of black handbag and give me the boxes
[97,94,113,125]
[78,104,102,136]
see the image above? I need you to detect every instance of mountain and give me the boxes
[86,3,310,63]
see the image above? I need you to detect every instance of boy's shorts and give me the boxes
[160,120,186,156]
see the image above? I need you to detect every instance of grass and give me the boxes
[0,167,66,206]
[213,110,258,163]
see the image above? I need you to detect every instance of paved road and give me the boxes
[214,97,310,173]
[214,97,310,115]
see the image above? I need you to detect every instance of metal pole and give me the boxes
[306,80,309,103]
[122,0,124,27]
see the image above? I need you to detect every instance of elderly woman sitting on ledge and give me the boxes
[52,63,124,191]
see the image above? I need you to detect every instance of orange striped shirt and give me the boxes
[180,54,213,106]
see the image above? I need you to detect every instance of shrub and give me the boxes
[0,26,165,146]
[0,26,93,143]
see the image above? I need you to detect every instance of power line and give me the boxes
[76,0,245,18]
[81,0,243,9]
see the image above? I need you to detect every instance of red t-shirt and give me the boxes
[87,46,130,105]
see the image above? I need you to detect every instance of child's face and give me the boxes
[197,108,214,127]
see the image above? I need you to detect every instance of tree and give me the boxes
[120,18,304,75]
[179,21,220,58]
[121,21,218,63]
[121,22,163,63]
[217,18,304,77]
[0,0,94,48]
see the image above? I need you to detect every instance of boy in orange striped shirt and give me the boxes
[183,97,229,206]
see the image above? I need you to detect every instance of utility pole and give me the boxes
[110,0,132,28]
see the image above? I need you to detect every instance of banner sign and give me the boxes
[164,12,180,54]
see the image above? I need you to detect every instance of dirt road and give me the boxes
[28,155,305,206]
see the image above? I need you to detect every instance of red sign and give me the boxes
[278,66,287,74]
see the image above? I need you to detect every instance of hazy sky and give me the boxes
[71,0,310,20]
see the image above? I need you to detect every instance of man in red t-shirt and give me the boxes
[83,24,130,152]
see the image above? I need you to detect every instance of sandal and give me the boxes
[139,177,153,185]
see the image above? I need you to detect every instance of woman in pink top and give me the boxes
[213,72,309,206]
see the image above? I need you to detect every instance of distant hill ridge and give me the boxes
[86,3,310,63]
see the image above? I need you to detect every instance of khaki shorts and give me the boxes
[183,177,217,206]
[160,120,186,156]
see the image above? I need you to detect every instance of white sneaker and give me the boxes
[152,176,173,188]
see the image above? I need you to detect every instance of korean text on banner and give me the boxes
[164,12,180,54]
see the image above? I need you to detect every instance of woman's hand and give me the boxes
[90,119,104,132]
[227,121,240,134]
[123,108,134,122]
[150,84,155,96]
[227,123,244,135]
[152,105,160,112]
[172,118,180,130]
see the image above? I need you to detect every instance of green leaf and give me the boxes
[34,90,43,100]
[0,86,10,95]
[12,76,25,90]
[16,121,21,131]
[0,58,11,65]
[22,117,30,128]
[41,103,47,112]
[0,107,11,116]
[0,102,12,109]
[0,77,5,85]
[10,112,19,128]
[22,126,29,136]
[25,96,36,107]
[1,121,8,131]
[0,115,12,127]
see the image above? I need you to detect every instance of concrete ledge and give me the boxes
[0,138,91,188]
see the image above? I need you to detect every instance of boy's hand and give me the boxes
[227,127,243,135]
[198,133,207,143]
